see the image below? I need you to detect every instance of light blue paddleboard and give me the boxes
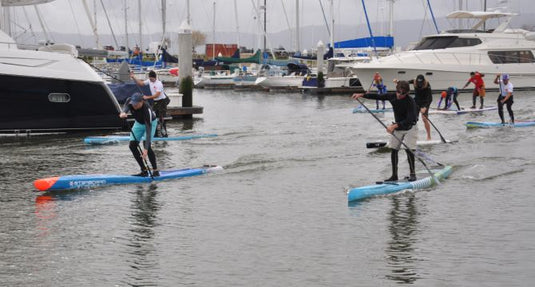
[347,166,453,202]
[465,120,535,128]
[84,133,217,145]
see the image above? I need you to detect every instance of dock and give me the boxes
[166,92,203,119]
[167,106,204,118]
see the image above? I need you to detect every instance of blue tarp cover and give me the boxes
[334,36,394,49]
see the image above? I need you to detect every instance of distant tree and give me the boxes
[192,30,206,53]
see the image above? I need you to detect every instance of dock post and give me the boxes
[178,21,193,108]
[316,40,325,75]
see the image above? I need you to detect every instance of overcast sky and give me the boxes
[3,0,532,49]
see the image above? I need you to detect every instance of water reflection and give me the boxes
[385,195,421,284]
[123,184,161,286]
[34,195,56,238]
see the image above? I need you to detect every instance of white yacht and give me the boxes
[0,1,123,132]
[347,11,535,92]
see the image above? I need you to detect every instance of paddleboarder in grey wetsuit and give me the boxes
[119,93,160,177]
[352,81,419,182]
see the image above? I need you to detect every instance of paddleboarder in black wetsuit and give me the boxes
[408,75,433,140]
[119,93,160,177]
[352,81,419,182]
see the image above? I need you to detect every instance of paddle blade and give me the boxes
[34,177,59,191]
[366,142,387,148]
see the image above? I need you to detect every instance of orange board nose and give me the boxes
[34,177,59,191]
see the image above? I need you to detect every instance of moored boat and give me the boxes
[345,11,535,92]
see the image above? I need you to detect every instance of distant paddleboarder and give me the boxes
[494,74,514,125]
[371,72,387,110]
[408,75,433,140]
[119,93,160,177]
[352,80,419,182]
[462,71,486,109]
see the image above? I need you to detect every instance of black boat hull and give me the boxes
[0,74,124,132]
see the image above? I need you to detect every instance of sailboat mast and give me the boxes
[212,1,216,60]
[330,0,334,51]
[263,0,266,52]
[138,0,142,53]
[296,0,300,52]
[162,0,166,38]
[187,0,191,25]
[124,0,129,53]
[234,0,240,48]
[388,0,394,36]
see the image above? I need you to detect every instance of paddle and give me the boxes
[355,97,442,184]
[421,112,447,143]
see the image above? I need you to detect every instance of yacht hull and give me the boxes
[354,64,535,92]
[0,74,124,132]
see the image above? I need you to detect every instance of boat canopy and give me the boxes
[215,49,261,64]
[1,0,55,6]
[334,36,394,49]
[446,10,517,32]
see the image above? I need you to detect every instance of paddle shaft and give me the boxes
[355,98,441,183]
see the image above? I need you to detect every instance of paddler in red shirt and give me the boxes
[462,71,486,109]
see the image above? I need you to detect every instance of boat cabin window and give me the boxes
[488,50,535,64]
[413,36,481,50]
[448,38,482,48]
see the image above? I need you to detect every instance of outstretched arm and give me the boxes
[130,72,145,86]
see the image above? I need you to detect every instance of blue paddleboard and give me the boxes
[34,165,223,191]
[465,120,535,128]
[84,134,218,145]
[347,166,453,202]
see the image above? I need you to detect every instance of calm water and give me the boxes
[1,89,535,286]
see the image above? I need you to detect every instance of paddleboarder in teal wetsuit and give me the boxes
[352,81,419,182]
[119,93,160,177]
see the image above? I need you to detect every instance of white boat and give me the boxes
[254,63,310,90]
[255,74,305,90]
[0,25,123,132]
[346,11,535,92]
[194,70,238,88]
[301,57,366,94]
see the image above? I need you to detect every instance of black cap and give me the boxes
[416,74,425,82]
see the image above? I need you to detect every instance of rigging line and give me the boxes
[99,0,120,49]
[427,0,440,33]
[22,6,37,44]
[68,0,84,46]
[318,0,331,37]
[418,0,429,41]
[280,0,293,47]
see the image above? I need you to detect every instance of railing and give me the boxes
[388,50,535,66]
